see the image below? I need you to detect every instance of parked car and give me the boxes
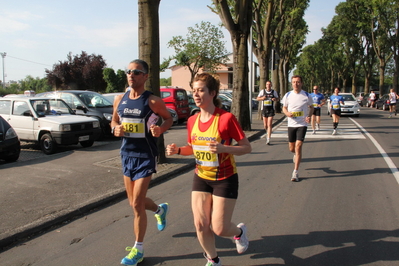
[327,93,360,117]
[37,90,113,137]
[0,115,20,162]
[0,96,101,154]
[375,94,398,111]
[102,92,178,125]
[160,87,190,123]
[188,95,200,116]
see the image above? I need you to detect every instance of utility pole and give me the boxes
[1,52,6,88]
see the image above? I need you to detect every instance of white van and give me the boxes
[0,96,101,154]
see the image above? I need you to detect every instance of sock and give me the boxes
[134,241,144,253]
[333,122,337,129]
[293,170,298,173]
[336,122,339,128]
[211,257,220,263]
[155,205,163,215]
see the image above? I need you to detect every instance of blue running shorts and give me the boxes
[121,155,157,181]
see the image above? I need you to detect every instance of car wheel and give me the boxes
[80,139,94,147]
[40,133,57,155]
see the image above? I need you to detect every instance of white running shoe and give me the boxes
[291,171,299,182]
[332,129,337,135]
[312,130,316,135]
[234,223,249,254]
[316,123,320,130]
[266,138,270,145]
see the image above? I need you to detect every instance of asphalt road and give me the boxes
[1,107,399,265]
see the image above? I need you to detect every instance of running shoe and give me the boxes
[234,223,249,254]
[266,138,270,145]
[312,130,316,135]
[389,115,392,118]
[155,203,169,231]
[316,123,320,130]
[291,171,299,182]
[121,247,144,266]
[332,129,337,135]
[204,254,222,266]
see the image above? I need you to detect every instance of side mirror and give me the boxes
[76,105,88,113]
[23,110,33,117]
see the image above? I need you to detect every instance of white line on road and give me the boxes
[350,117,399,185]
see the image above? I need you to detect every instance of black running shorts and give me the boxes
[192,173,239,199]
[288,126,307,143]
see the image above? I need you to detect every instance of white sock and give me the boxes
[134,241,144,253]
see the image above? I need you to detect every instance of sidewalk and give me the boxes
[0,112,285,250]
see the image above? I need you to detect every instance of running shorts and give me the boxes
[331,109,341,116]
[312,108,321,116]
[262,108,275,118]
[288,126,307,143]
[192,173,239,199]
[121,155,157,181]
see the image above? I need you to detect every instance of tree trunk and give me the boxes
[138,0,166,163]
[378,58,386,96]
[213,0,253,131]
[231,32,251,130]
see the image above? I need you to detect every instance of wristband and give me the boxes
[177,148,181,155]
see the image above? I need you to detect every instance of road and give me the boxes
[1,107,399,265]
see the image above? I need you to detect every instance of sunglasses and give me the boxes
[125,69,146,75]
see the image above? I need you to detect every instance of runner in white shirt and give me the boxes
[388,88,399,118]
[369,91,376,108]
[281,75,314,182]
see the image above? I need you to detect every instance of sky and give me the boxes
[0,0,343,84]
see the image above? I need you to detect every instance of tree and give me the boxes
[103,68,127,93]
[212,0,253,130]
[163,21,228,89]
[138,0,168,163]
[46,51,107,92]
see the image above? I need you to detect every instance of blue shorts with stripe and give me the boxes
[121,155,157,181]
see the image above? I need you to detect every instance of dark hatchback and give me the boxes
[0,115,20,162]
[37,90,114,137]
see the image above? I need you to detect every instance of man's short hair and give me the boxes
[291,75,303,82]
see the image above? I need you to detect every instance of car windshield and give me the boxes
[342,95,356,101]
[77,92,113,108]
[31,99,75,116]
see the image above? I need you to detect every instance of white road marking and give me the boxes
[350,118,399,185]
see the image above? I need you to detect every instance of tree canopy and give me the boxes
[45,51,107,92]
[163,21,228,89]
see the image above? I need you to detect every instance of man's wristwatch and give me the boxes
[111,126,116,135]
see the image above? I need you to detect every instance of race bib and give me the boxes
[313,103,318,107]
[192,144,219,167]
[121,117,145,138]
[333,104,340,109]
[291,111,304,117]
[263,100,272,106]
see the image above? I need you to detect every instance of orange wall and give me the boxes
[171,64,231,92]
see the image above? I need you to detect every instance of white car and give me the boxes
[327,93,360,117]
[0,96,101,154]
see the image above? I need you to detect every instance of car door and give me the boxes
[9,100,35,141]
